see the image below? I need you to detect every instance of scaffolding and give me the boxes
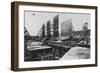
[24,27,32,40]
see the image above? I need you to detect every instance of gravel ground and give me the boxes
[60,46,90,60]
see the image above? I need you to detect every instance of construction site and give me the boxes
[24,14,90,61]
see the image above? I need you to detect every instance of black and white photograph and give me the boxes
[11,2,97,71]
[24,11,91,61]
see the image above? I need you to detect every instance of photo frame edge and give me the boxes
[11,1,98,71]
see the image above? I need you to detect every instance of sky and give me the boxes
[25,11,90,36]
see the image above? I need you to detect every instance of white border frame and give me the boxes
[18,5,96,68]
